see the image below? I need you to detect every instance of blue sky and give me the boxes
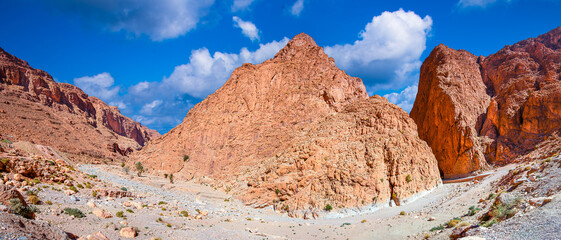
[1,0,560,134]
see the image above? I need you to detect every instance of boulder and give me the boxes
[119,227,137,238]
[0,184,27,207]
[92,209,112,219]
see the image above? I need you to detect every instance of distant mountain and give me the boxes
[0,47,160,162]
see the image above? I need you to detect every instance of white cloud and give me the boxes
[140,100,163,115]
[49,0,215,41]
[383,85,418,112]
[324,9,432,92]
[457,0,505,7]
[290,0,305,16]
[233,16,260,41]
[126,37,289,132]
[148,37,289,98]
[231,0,256,11]
[74,72,120,102]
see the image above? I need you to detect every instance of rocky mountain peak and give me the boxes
[273,32,329,62]
[132,33,440,214]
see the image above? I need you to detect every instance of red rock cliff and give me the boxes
[412,27,561,178]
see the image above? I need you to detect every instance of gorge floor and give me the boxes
[64,164,515,240]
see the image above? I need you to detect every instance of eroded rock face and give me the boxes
[412,27,561,178]
[132,33,441,213]
[411,44,491,178]
[240,96,441,213]
[0,47,160,162]
[133,33,368,179]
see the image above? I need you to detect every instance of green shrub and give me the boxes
[180,210,189,217]
[169,174,174,184]
[466,206,481,216]
[164,174,168,178]
[28,195,40,205]
[158,201,167,205]
[121,187,128,192]
[430,224,445,232]
[63,207,85,218]
[116,211,124,218]
[77,183,84,189]
[325,204,333,211]
[166,223,172,228]
[406,174,412,183]
[25,190,37,196]
[400,211,406,215]
[126,209,134,213]
[10,199,37,219]
[448,219,461,228]
[69,186,78,193]
[45,200,53,205]
[183,155,189,162]
[92,190,98,198]
[135,162,144,177]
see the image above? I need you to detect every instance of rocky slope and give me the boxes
[132,33,441,214]
[0,47,159,162]
[411,27,561,178]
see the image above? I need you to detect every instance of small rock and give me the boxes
[123,201,132,207]
[64,190,74,196]
[87,201,96,208]
[529,197,552,207]
[84,232,109,240]
[13,174,23,182]
[120,220,128,226]
[119,227,137,238]
[428,217,436,221]
[93,209,112,219]
[70,196,80,202]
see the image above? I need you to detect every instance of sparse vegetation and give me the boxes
[169,173,174,184]
[480,195,521,227]
[77,183,84,189]
[430,224,445,232]
[406,174,412,183]
[400,211,406,216]
[180,210,189,217]
[166,223,172,227]
[28,195,40,205]
[164,174,168,178]
[447,218,461,228]
[466,205,481,216]
[183,155,189,162]
[324,204,333,211]
[158,201,167,205]
[63,207,85,218]
[10,199,38,219]
[116,211,124,218]
[121,187,128,192]
[135,162,144,177]
[45,200,53,205]
[92,190,98,198]
[69,186,78,193]
[126,209,134,213]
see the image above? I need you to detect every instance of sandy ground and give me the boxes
[27,163,509,240]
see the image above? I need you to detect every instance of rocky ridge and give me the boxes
[0,47,160,162]
[132,33,441,214]
[411,27,561,178]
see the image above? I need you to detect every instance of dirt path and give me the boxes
[77,164,515,240]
